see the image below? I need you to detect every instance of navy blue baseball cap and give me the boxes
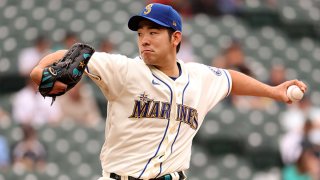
[128,3,182,32]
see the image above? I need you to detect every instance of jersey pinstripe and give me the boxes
[86,52,232,179]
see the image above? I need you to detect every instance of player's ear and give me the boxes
[172,31,182,46]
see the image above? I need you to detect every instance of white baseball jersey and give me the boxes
[86,52,232,179]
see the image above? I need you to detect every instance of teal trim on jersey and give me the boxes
[138,74,173,179]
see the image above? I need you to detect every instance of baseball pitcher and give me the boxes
[30,3,307,180]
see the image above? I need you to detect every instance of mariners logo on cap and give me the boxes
[173,21,177,27]
[143,4,153,15]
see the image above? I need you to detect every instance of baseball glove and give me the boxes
[39,43,95,104]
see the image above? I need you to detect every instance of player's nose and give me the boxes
[142,41,150,47]
[140,36,151,46]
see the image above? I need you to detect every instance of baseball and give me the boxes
[286,85,304,102]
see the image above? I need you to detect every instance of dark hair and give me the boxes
[167,28,181,53]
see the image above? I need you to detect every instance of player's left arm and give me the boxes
[30,50,68,94]
[228,70,307,103]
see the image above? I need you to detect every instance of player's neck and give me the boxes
[156,61,180,78]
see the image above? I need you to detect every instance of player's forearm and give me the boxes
[30,50,67,85]
[229,70,276,99]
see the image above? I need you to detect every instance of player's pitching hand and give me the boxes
[273,79,307,104]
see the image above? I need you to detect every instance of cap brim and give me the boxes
[128,15,170,31]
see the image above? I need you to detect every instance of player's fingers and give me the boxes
[282,89,292,104]
[291,79,307,93]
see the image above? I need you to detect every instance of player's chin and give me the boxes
[143,59,154,66]
[141,55,155,64]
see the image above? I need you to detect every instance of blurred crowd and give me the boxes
[0,32,112,173]
[147,0,278,18]
[212,40,320,179]
[0,0,319,179]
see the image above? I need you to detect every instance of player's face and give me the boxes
[137,20,177,66]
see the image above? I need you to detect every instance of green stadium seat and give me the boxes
[100,1,117,14]
[44,162,60,179]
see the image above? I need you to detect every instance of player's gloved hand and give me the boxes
[48,81,68,95]
[38,43,95,104]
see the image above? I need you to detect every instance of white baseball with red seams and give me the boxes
[286,85,304,102]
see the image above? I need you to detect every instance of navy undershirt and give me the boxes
[169,63,181,81]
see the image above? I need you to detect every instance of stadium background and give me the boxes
[0,0,319,179]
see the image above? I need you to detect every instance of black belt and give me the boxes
[110,171,185,180]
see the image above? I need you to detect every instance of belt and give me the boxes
[110,171,186,180]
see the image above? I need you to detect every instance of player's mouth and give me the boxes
[141,50,153,54]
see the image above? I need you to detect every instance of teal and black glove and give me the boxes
[39,43,95,104]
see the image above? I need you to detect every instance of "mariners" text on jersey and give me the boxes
[129,99,198,130]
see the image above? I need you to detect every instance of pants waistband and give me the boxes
[109,171,186,180]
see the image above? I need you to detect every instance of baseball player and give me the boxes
[30,3,307,180]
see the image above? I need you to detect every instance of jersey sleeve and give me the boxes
[202,65,232,112]
[86,52,129,101]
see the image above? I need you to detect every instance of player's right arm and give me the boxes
[30,50,68,94]
[229,70,307,103]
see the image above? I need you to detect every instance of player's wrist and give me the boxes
[30,66,44,86]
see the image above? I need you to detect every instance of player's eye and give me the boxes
[150,32,157,35]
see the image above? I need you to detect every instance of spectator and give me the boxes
[12,80,62,127]
[268,65,287,86]
[0,107,10,172]
[12,125,47,172]
[279,96,320,167]
[216,0,243,15]
[212,40,253,76]
[0,106,10,124]
[190,0,220,16]
[212,40,273,110]
[268,65,287,108]
[0,135,10,171]
[57,80,102,127]
[281,119,320,180]
[282,147,320,180]
[18,36,51,77]
[98,38,114,53]
[62,32,78,48]
[147,0,193,17]
[177,36,197,63]
[280,96,320,133]
[52,31,78,51]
